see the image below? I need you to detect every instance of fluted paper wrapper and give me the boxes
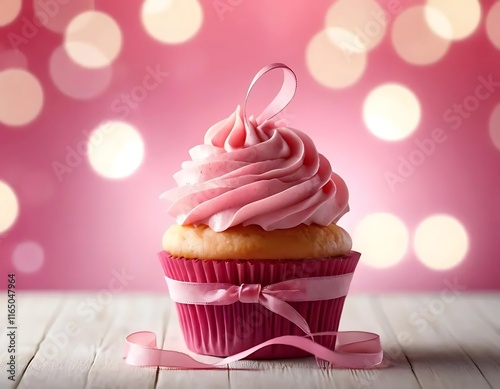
[159,251,360,359]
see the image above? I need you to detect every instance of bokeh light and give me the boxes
[425,0,481,41]
[414,214,469,270]
[306,28,367,89]
[64,10,122,68]
[0,68,44,127]
[353,213,409,268]
[12,241,45,273]
[363,83,421,141]
[326,27,365,54]
[0,181,19,234]
[33,0,94,33]
[87,121,145,179]
[392,5,451,65]
[325,0,387,52]
[423,5,453,40]
[486,1,500,50]
[0,0,21,26]
[489,104,500,151]
[141,0,203,44]
[50,44,112,100]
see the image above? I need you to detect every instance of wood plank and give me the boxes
[437,294,500,388]
[17,294,116,389]
[85,293,169,389]
[377,293,493,389]
[0,293,64,389]
[339,294,421,389]
[470,294,500,331]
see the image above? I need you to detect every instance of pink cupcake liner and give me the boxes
[159,251,360,360]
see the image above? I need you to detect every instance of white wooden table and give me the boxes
[0,292,499,389]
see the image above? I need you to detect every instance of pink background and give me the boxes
[1,0,499,292]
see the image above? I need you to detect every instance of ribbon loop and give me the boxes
[238,283,261,304]
[244,63,297,126]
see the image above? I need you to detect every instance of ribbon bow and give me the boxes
[166,273,355,336]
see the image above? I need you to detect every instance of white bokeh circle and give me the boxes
[12,241,45,273]
[49,44,112,100]
[0,68,44,127]
[414,214,469,270]
[426,0,481,41]
[0,0,21,27]
[0,181,19,234]
[33,0,95,33]
[489,104,500,151]
[64,11,122,68]
[363,83,421,141]
[392,5,451,65]
[141,0,203,44]
[353,213,409,268]
[486,1,500,50]
[324,0,387,53]
[306,28,367,89]
[87,121,145,179]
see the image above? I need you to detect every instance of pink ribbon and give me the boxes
[243,63,297,126]
[123,273,383,369]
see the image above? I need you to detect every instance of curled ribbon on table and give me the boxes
[123,272,383,369]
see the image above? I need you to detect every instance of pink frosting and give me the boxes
[162,105,349,232]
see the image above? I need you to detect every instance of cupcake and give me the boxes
[159,64,360,359]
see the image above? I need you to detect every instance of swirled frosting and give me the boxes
[162,105,349,232]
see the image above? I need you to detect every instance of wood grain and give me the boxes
[0,292,498,389]
[0,293,63,389]
[377,293,495,389]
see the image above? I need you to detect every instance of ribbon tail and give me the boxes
[124,332,219,369]
[124,331,383,370]
[259,294,312,335]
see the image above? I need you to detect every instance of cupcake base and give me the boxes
[159,252,360,359]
